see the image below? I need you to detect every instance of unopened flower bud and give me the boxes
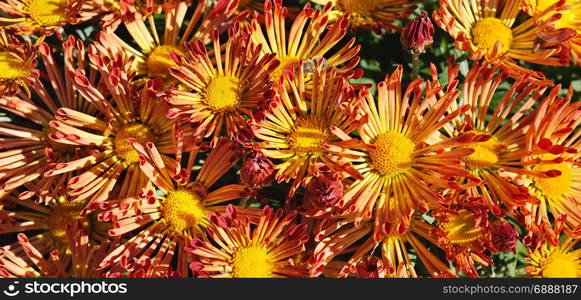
[491,220,519,253]
[401,11,434,54]
[240,151,275,189]
[304,174,343,208]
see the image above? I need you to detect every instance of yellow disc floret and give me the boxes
[0,52,26,80]
[532,155,574,200]
[204,75,241,112]
[369,131,415,177]
[471,17,513,55]
[114,123,156,164]
[287,116,332,155]
[232,245,273,278]
[46,201,90,246]
[24,0,67,27]
[461,133,504,170]
[146,45,184,78]
[336,0,378,26]
[440,209,484,245]
[160,189,206,233]
[270,55,297,82]
[540,250,579,278]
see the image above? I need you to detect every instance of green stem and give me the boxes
[412,52,420,80]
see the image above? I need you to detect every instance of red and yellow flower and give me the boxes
[433,0,575,80]
[187,205,310,278]
[0,29,36,97]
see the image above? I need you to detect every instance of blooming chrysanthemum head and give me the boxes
[0,0,85,35]
[187,205,310,278]
[433,0,576,80]
[526,237,581,278]
[310,0,417,31]
[0,30,36,97]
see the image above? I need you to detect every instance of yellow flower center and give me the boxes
[338,0,377,15]
[270,56,297,82]
[204,75,241,112]
[287,116,332,156]
[46,202,90,246]
[232,246,273,278]
[461,133,504,170]
[146,45,183,78]
[532,156,574,200]
[114,123,156,164]
[471,17,513,55]
[540,250,579,278]
[0,52,26,80]
[441,209,483,245]
[369,131,415,177]
[160,189,206,233]
[25,0,67,27]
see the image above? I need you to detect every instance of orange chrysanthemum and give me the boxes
[44,51,187,211]
[433,0,575,80]
[251,62,367,196]
[311,213,456,278]
[317,65,480,234]
[439,60,551,216]
[0,36,98,204]
[0,0,87,36]
[98,139,256,276]
[94,0,240,82]
[525,235,581,278]
[0,29,36,97]
[167,25,279,144]
[187,205,310,278]
[248,0,361,83]
[522,87,580,243]
[524,0,581,65]
[310,0,417,31]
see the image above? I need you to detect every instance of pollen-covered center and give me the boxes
[440,209,483,245]
[270,56,297,82]
[471,17,513,55]
[160,189,206,233]
[532,156,574,200]
[204,75,241,112]
[232,245,273,278]
[114,123,155,164]
[369,131,415,177]
[338,0,377,15]
[46,201,90,246]
[0,52,26,80]
[287,116,332,155]
[146,45,183,78]
[25,0,67,26]
[461,133,504,169]
[540,250,579,278]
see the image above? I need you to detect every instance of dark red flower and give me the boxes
[491,220,519,253]
[304,175,343,208]
[401,11,434,54]
[356,256,384,278]
[240,151,275,189]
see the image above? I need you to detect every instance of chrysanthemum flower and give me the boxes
[94,0,240,82]
[0,36,98,204]
[309,0,417,31]
[522,86,580,243]
[0,29,36,97]
[251,62,367,196]
[0,194,109,276]
[439,61,551,216]
[433,0,576,79]
[0,0,87,36]
[98,139,255,276]
[431,195,495,278]
[524,0,581,65]
[248,0,361,82]
[187,205,310,278]
[525,235,580,278]
[311,213,456,278]
[44,51,184,211]
[0,221,115,278]
[167,25,279,143]
[318,65,480,233]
